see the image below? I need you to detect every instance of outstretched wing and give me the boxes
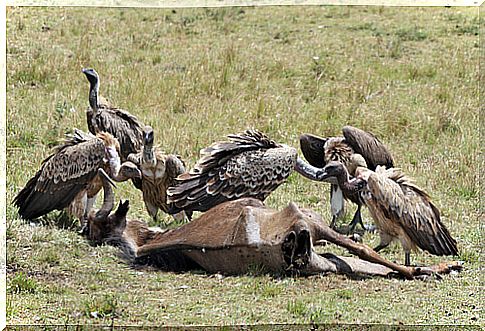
[299,133,328,168]
[93,106,144,160]
[342,126,394,170]
[194,129,281,173]
[13,131,106,220]
[367,167,458,256]
[167,130,296,213]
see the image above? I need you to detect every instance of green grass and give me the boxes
[6,5,482,326]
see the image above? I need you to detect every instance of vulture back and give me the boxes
[167,130,297,213]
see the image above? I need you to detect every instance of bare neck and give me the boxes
[88,80,100,110]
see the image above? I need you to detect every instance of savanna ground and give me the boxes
[5,5,483,327]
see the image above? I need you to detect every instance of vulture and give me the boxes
[13,129,141,222]
[319,160,458,266]
[167,129,324,215]
[128,126,189,223]
[82,68,144,161]
[299,125,394,233]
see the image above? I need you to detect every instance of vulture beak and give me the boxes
[316,169,333,182]
[143,126,154,146]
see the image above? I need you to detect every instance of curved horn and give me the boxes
[95,168,116,220]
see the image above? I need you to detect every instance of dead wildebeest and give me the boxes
[86,171,462,279]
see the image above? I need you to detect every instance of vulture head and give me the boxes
[82,68,99,86]
[319,161,367,192]
[116,161,142,182]
[142,126,157,168]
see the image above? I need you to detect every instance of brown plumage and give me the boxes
[356,165,458,265]
[82,68,144,161]
[299,125,394,233]
[167,130,299,214]
[128,126,188,222]
[13,129,141,221]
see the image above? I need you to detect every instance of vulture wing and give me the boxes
[165,154,187,184]
[93,106,144,160]
[367,167,458,256]
[167,130,296,213]
[13,130,106,220]
[299,133,327,168]
[342,126,394,170]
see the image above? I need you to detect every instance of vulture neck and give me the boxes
[142,144,156,167]
[336,168,360,195]
[88,77,100,111]
[95,170,115,221]
[106,146,122,180]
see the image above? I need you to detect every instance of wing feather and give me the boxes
[342,126,394,170]
[93,106,144,160]
[13,132,106,220]
[367,167,458,256]
[167,131,295,213]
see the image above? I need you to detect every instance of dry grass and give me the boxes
[6,5,482,326]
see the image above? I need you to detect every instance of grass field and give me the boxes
[5,5,482,326]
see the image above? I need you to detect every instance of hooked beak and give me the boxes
[143,127,154,147]
[316,169,334,182]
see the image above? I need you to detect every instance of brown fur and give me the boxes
[86,197,461,278]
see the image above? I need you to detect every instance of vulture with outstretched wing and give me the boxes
[13,129,141,222]
[167,129,324,215]
[299,125,394,233]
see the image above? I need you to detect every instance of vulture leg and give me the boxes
[330,215,337,230]
[346,205,362,234]
[373,242,390,252]
[85,196,97,218]
[144,201,159,222]
[405,252,411,267]
[172,211,189,223]
[329,185,344,231]
[347,205,376,234]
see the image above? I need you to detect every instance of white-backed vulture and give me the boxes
[82,68,144,161]
[299,125,394,233]
[167,129,324,215]
[13,129,141,222]
[319,161,459,266]
[127,126,188,223]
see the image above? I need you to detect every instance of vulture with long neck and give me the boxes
[82,68,144,161]
[318,160,458,266]
[13,129,141,222]
[128,126,188,223]
[299,125,394,233]
[167,129,324,215]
